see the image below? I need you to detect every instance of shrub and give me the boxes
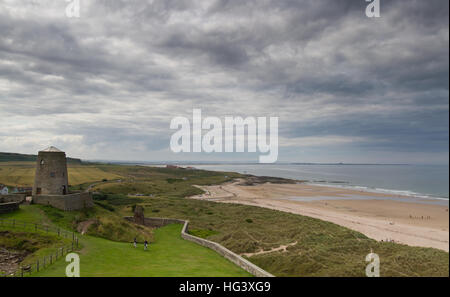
[94,201,115,212]
[166,178,183,184]
[93,193,107,201]
[106,194,141,205]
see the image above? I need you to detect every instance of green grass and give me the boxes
[1,163,448,277]
[90,165,242,198]
[1,205,250,277]
[31,224,250,277]
[0,229,72,269]
[114,196,449,277]
[36,204,154,243]
[0,205,52,223]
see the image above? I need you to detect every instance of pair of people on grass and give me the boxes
[134,237,149,250]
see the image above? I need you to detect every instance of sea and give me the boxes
[186,164,449,204]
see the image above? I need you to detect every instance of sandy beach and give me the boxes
[190,180,449,251]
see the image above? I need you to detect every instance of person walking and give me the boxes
[144,240,148,251]
[133,237,137,248]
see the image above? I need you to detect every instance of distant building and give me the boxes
[166,165,178,169]
[33,146,69,195]
[32,146,93,211]
[0,186,8,195]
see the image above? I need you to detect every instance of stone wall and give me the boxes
[124,216,274,277]
[33,151,69,196]
[0,201,20,214]
[0,193,26,204]
[33,192,93,211]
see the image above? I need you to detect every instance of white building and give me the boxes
[0,186,8,195]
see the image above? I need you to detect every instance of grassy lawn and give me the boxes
[32,224,251,277]
[0,206,250,277]
[0,205,52,223]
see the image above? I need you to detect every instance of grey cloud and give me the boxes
[0,0,448,163]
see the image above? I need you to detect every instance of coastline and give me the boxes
[190,179,449,252]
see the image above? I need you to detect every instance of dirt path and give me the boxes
[241,241,298,257]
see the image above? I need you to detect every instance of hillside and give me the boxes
[0,152,82,164]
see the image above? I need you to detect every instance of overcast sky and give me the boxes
[0,0,448,164]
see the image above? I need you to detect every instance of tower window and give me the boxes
[40,160,45,165]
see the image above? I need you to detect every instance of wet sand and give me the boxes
[190,180,449,251]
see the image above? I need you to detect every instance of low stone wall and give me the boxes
[0,193,26,204]
[0,201,20,214]
[124,216,274,277]
[33,192,93,211]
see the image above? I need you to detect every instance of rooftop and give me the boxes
[40,146,64,153]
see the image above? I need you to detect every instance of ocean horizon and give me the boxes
[177,163,449,201]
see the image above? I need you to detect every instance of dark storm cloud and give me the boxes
[0,0,448,163]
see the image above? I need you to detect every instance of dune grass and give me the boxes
[116,196,449,277]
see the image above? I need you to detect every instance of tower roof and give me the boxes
[40,146,64,153]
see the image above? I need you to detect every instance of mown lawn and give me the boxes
[0,206,251,277]
[31,224,251,277]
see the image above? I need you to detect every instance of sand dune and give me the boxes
[191,180,449,251]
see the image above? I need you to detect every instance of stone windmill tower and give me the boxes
[32,146,69,196]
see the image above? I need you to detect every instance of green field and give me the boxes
[32,224,250,277]
[0,162,124,187]
[0,206,250,277]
